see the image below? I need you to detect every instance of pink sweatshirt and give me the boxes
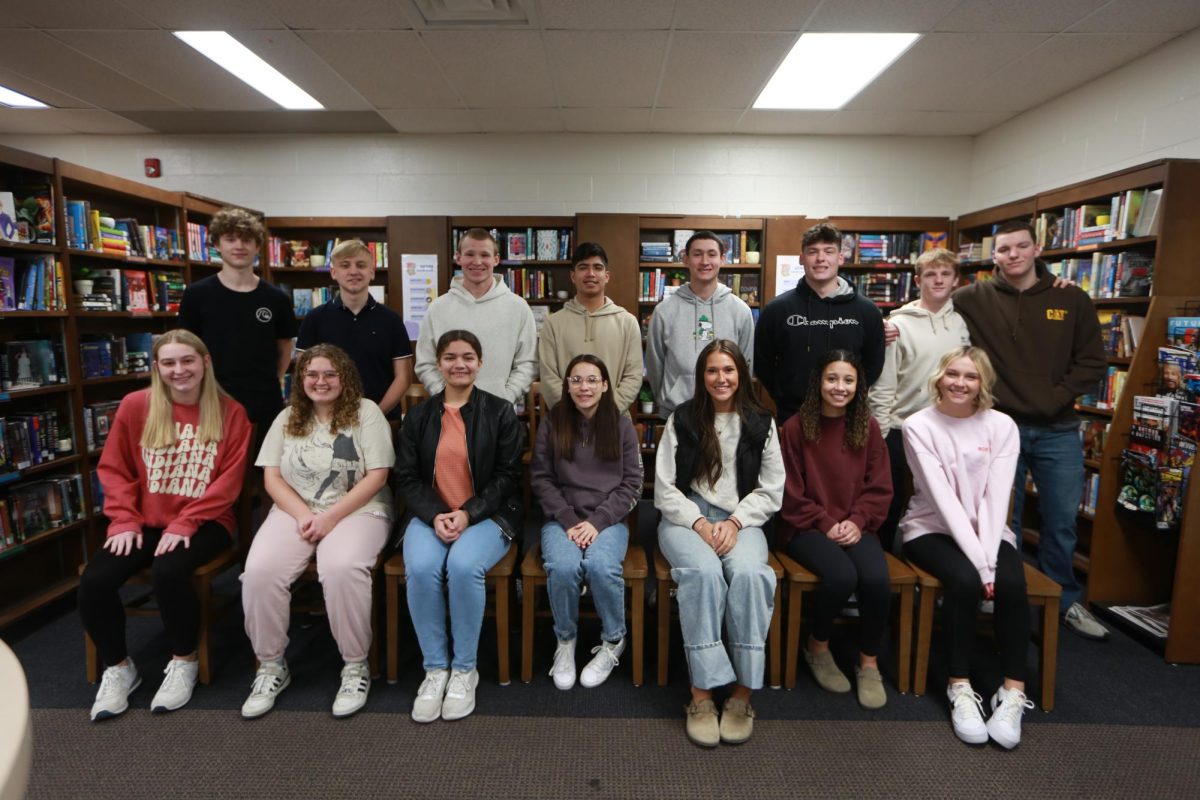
[899,405,1019,584]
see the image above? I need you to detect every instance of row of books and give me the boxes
[0,254,67,311]
[1038,188,1162,250]
[452,228,574,263]
[78,268,185,312]
[0,185,55,245]
[502,268,557,300]
[847,271,916,305]
[292,286,336,316]
[82,402,121,453]
[638,270,683,303]
[717,272,760,305]
[1,340,66,391]
[957,239,992,262]
[639,421,664,452]
[842,232,947,265]
[1044,252,1153,299]
[0,410,66,473]
[1096,311,1145,359]
[267,237,389,270]
[80,333,154,379]
[186,222,220,263]
[1080,366,1127,411]
[65,202,182,260]
[640,230,758,265]
[0,474,87,545]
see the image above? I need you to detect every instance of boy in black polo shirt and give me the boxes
[295,239,412,415]
[178,207,295,430]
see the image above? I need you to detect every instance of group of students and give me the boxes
[77,208,1110,754]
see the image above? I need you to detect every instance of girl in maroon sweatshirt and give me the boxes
[778,349,892,709]
[79,329,251,722]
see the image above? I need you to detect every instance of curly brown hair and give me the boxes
[208,206,265,251]
[797,349,870,450]
[285,344,363,437]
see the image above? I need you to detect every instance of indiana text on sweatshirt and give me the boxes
[868,299,971,435]
[951,262,1105,426]
[97,389,252,539]
[413,274,537,404]
[755,277,885,423]
[538,296,643,413]
[645,283,755,417]
[900,406,1020,584]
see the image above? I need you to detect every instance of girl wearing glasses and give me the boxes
[240,344,395,720]
[531,354,642,690]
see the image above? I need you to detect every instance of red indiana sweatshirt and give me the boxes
[97,388,251,539]
[777,413,892,546]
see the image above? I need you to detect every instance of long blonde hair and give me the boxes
[141,329,227,449]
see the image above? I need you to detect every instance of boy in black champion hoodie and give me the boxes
[755,223,884,423]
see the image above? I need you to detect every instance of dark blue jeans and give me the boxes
[1009,423,1084,610]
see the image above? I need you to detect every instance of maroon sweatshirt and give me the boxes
[777,413,892,545]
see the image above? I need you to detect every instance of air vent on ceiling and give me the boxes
[411,0,530,26]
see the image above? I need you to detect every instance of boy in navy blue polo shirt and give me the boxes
[295,239,412,415]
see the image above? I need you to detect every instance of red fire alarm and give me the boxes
[144,158,162,178]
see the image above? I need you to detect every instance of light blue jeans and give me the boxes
[657,496,775,690]
[541,521,628,644]
[403,517,511,672]
[1009,423,1085,610]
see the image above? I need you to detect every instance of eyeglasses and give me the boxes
[567,375,603,386]
[304,371,339,381]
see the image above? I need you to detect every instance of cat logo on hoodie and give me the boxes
[1046,308,1068,321]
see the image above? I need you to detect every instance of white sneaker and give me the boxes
[580,638,624,688]
[1063,602,1110,641]
[150,658,199,713]
[549,639,576,690]
[241,662,291,719]
[90,662,141,722]
[440,669,479,720]
[332,661,371,718]
[987,686,1035,749]
[411,669,449,723]
[947,682,988,745]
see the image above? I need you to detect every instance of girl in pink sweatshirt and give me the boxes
[901,345,1033,749]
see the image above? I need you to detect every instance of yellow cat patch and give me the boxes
[1046,308,1068,321]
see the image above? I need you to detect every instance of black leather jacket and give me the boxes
[395,387,525,539]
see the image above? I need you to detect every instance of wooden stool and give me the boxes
[910,559,1062,711]
[774,549,916,692]
[384,541,518,685]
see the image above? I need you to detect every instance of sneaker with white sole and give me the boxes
[440,669,479,720]
[549,639,576,690]
[411,668,449,723]
[1063,602,1110,641]
[90,662,141,722]
[580,638,624,688]
[947,682,988,745]
[987,686,1035,749]
[332,661,371,718]
[241,662,291,719]
[150,658,199,713]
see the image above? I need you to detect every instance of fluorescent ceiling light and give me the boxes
[0,85,49,108]
[174,31,323,110]
[754,33,920,110]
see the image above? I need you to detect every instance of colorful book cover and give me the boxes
[1177,401,1200,444]
[123,270,150,311]
[0,256,15,310]
[1167,316,1200,350]
[505,233,527,261]
[1158,347,1196,401]
[1117,449,1157,513]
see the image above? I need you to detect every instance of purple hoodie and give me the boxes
[531,414,642,532]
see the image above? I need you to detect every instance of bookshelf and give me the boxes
[819,216,953,312]
[263,217,389,321]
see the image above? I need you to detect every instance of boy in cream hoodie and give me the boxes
[414,228,536,404]
[869,249,970,550]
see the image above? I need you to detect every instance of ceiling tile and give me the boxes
[0,108,156,134]
[934,0,1109,33]
[671,0,822,31]
[657,31,795,108]
[378,108,480,133]
[232,30,373,111]
[1069,0,1200,32]
[298,31,460,109]
[807,0,961,32]
[0,66,92,109]
[562,108,653,132]
[424,30,556,108]
[734,109,838,134]
[259,0,416,30]
[114,0,287,29]
[649,107,741,133]
[827,109,1016,135]
[545,30,668,107]
[5,1,156,29]
[473,108,565,133]
[539,0,675,30]
[117,110,394,134]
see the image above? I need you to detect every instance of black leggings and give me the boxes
[904,534,1030,681]
[878,428,909,554]
[78,522,232,667]
[786,529,891,657]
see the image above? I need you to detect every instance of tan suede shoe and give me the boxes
[719,697,756,744]
[805,649,851,693]
[685,699,720,748]
[855,665,887,709]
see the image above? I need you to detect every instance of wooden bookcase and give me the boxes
[448,216,575,312]
[819,216,953,312]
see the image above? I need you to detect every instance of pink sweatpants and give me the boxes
[241,506,390,663]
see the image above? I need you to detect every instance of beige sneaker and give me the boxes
[805,649,850,693]
[855,665,887,709]
[685,699,720,748]
[719,697,755,744]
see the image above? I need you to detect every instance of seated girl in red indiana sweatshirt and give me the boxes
[777,349,893,710]
[79,329,251,722]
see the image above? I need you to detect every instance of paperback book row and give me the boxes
[841,232,947,265]
[1023,472,1098,517]
[1045,251,1153,299]
[640,229,758,265]
[717,272,761,305]
[267,237,389,270]
[82,401,121,453]
[80,332,155,379]
[848,272,915,306]
[0,409,67,473]
[639,269,684,302]
[1036,187,1162,250]
[186,222,221,263]
[0,255,67,311]
[0,474,86,547]
[454,228,574,264]
[65,201,182,260]
[503,268,557,300]
[1079,367,1127,411]
[1096,311,1146,359]
[0,339,67,391]
[0,185,55,245]
[77,268,184,312]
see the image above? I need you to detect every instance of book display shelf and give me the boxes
[264,217,389,321]
[449,216,575,311]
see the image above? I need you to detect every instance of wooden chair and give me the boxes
[384,541,519,685]
[519,510,647,686]
[909,559,1062,711]
[83,473,257,685]
[654,548,784,689]
[774,549,916,692]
